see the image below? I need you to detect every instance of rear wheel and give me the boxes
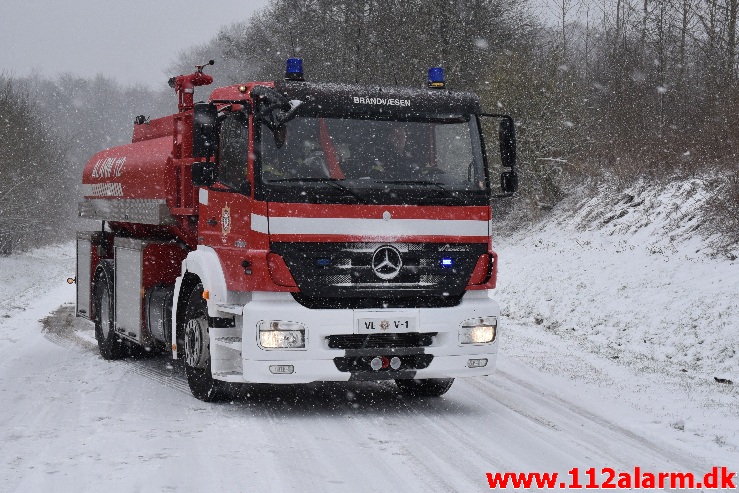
[94,276,124,360]
[395,378,454,397]
[183,283,227,402]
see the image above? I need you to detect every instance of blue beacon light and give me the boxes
[285,58,305,81]
[428,67,445,88]
[441,258,453,267]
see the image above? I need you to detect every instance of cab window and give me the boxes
[218,112,249,191]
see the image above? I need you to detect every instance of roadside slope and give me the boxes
[494,178,739,457]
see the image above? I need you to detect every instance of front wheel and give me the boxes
[183,283,227,402]
[395,378,454,397]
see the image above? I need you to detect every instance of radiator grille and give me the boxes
[272,242,487,301]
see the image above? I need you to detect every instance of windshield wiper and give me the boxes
[375,179,444,186]
[374,180,467,204]
[266,177,364,202]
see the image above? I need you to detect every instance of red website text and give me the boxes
[486,466,736,489]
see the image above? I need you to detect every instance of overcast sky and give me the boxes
[0,0,269,89]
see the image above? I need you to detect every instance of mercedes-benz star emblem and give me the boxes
[371,245,402,280]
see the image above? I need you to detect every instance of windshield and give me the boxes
[257,116,488,205]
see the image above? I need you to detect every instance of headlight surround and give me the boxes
[257,320,306,349]
[459,316,497,344]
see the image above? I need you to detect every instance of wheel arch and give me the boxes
[171,246,228,359]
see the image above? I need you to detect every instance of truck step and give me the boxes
[212,371,244,382]
[214,303,243,315]
[212,371,241,376]
[214,336,242,351]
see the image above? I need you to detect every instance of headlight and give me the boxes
[459,317,497,344]
[258,320,306,349]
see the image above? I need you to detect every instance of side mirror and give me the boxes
[499,117,516,168]
[192,161,217,187]
[193,102,218,158]
[501,171,518,194]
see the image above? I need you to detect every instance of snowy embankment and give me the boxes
[494,178,738,455]
[496,178,738,381]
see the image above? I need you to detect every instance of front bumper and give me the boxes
[209,290,500,384]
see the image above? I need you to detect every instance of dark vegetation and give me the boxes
[0,78,69,254]
[0,75,171,253]
[2,0,738,253]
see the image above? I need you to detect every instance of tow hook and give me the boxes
[370,356,402,371]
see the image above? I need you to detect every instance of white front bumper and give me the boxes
[209,290,500,384]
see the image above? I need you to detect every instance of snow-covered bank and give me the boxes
[496,178,738,381]
[494,178,739,458]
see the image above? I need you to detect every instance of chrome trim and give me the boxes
[79,198,176,225]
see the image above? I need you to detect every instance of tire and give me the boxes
[395,378,454,397]
[94,275,124,360]
[182,283,227,402]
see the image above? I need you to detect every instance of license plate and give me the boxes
[358,317,416,333]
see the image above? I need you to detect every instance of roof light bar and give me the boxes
[428,67,445,89]
[285,58,305,82]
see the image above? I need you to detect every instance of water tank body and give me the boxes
[82,137,174,201]
[79,113,198,247]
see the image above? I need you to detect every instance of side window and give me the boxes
[218,112,249,191]
[434,122,473,181]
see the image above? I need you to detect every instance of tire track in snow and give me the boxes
[41,305,191,395]
[239,383,461,492]
[469,370,710,476]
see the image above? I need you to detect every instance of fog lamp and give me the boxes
[467,358,488,368]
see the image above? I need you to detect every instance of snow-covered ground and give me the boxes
[0,180,736,491]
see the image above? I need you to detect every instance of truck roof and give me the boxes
[272,81,481,118]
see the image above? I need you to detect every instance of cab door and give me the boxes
[198,110,251,244]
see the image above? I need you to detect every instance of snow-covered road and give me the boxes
[0,239,735,492]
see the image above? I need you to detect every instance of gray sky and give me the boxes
[0,0,269,89]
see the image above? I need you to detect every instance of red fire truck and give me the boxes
[74,59,518,401]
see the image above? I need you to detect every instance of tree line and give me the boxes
[0,74,170,254]
[0,77,68,254]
